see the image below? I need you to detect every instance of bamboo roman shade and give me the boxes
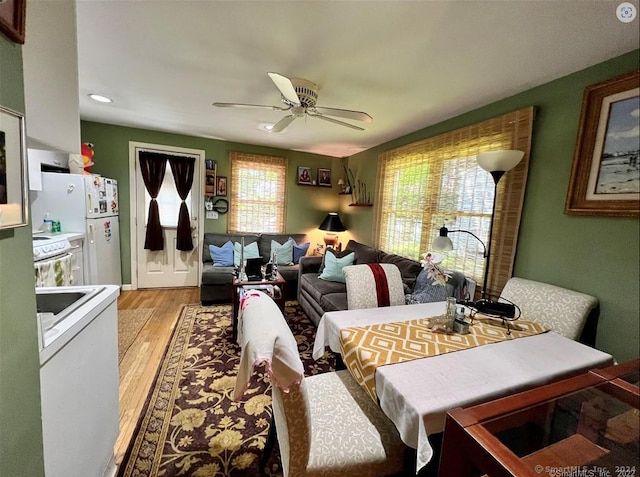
[374,106,535,298]
[228,151,288,233]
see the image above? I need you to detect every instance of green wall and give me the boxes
[80,121,345,284]
[0,37,45,477]
[348,50,640,363]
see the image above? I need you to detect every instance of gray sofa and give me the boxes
[297,240,424,326]
[201,232,308,304]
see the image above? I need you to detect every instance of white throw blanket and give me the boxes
[35,254,74,287]
[233,291,304,401]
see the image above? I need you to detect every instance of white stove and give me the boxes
[33,235,72,262]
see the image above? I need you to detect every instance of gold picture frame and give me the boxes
[0,105,28,229]
[0,0,26,44]
[565,70,639,217]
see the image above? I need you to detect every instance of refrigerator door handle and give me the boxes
[88,223,95,244]
[87,192,93,215]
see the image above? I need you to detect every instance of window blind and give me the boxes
[374,107,535,298]
[228,151,287,233]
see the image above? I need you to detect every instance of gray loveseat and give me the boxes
[297,240,425,326]
[201,232,309,304]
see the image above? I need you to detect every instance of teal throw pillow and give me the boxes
[318,251,355,283]
[291,237,311,264]
[271,238,294,265]
[233,241,260,267]
[209,241,234,267]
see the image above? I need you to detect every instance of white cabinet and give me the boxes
[68,238,84,286]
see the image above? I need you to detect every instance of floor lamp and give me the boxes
[433,150,524,315]
[476,149,524,302]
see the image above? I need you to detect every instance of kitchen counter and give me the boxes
[33,230,85,242]
[38,284,119,364]
[39,284,120,477]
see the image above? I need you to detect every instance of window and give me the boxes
[228,152,287,233]
[144,162,192,227]
[374,107,534,297]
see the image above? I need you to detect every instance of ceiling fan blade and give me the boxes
[212,102,289,111]
[267,72,301,106]
[270,115,297,133]
[312,114,364,131]
[312,107,373,123]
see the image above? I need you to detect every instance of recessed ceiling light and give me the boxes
[259,123,275,132]
[88,94,113,103]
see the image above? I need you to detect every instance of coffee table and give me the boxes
[231,271,286,340]
[440,359,639,476]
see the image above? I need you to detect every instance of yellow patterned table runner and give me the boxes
[339,316,547,402]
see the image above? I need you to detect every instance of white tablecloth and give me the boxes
[312,303,614,473]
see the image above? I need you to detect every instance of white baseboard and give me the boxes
[102,454,117,477]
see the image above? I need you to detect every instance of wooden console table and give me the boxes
[439,359,639,477]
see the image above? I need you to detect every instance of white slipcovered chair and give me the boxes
[233,291,408,477]
[499,277,598,341]
[343,263,406,309]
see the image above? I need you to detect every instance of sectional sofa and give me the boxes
[201,232,310,304]
[297,240,426,326]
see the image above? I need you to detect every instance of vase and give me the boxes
[445,296,456,333]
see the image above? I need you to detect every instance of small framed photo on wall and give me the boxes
[317,168,331,187]
[216,176,227,197]
[205,173,216,195]
[297,166,313,185]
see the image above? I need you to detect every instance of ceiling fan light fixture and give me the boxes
[288,78,318,108]
[215,73,371,133]
[259,123,275,132]
[88,93,113,103]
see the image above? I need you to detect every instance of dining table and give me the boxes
[312,301,615,474]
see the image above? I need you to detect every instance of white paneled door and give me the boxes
[130,142,204,289]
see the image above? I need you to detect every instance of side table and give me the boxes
[231,271,286,340]
[439,359,640,477]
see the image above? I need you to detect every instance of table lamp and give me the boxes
[319,212,346,249]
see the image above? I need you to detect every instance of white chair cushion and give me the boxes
[343,263,405,310]
[272,370,407,477]
[500,277,598,340]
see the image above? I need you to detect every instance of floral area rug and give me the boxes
[117,301,336,477]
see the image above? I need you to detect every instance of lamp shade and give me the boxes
[432,235,453,251]
[319,213,346,232]
[432,226,454,251]
[477,150,524,173]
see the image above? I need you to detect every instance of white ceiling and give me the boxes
[76,1,639,158]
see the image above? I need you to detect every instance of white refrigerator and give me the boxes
[31,172,122,286]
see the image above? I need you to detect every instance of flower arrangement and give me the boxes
[420,252,451,287]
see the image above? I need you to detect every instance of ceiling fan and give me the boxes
[213,72,373,133]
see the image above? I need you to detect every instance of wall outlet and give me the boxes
[206,211,218,219]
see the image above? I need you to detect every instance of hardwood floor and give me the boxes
[115,287,201,464]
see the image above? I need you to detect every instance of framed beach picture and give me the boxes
[565,70,639,217]
[0,105,28,229]
[317,168,332,187]
[297,166,313,185]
